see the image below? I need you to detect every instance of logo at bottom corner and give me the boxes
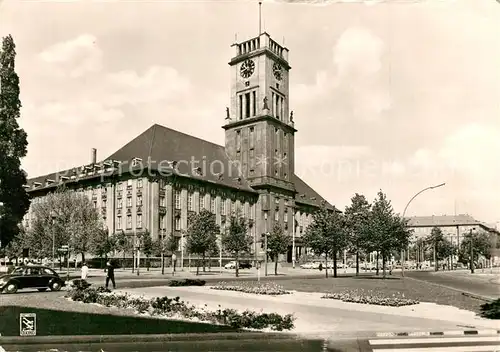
[20,313,36,336]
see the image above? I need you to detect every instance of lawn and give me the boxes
[275,276,486,313]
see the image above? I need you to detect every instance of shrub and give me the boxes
[211,281,291,295]
[322,289,419,307]
[168,279,206,287]
[65,287,295,331]
[479,299,500,319]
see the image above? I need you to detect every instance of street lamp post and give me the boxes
[264,232,269,277]
[401,182,445,277]
[291,205,296,269]
[50,211,57,269]
[469,228,475,274]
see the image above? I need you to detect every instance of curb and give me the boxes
[0,332,298,344]
[375,329,500,338]
[404,276,496,302]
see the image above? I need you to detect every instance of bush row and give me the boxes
[167,279,206,287]
[65,287,295,331]
[479,299,500,319]
[210,281,291,296]
[322,289,419,307]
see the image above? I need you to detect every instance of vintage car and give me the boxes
[224,260,252,269]
[0,265,65,294]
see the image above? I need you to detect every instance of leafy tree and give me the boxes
[26,188,104,262]
[425,227,456,270]
[267,223,290,275]
[0,34,30,249]
[303,206,347,278]
[140,231,154,271]
[153,233,178,274]
[344,193,371,276]
[89,228,115,261]
[186,210,219,275]
[459,230,493,271]
[114,230,131,268]
[221,211,251,277]
[366,190,411,278]
[2,229,25,264]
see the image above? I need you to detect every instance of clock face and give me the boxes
[240,59,255,79]
[273,62,283,81]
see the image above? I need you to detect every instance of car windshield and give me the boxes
[42,268,56,275]
[11,267,24,275]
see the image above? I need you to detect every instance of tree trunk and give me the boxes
[376,251,379,276]
[235,253,239,278]
[274,256,278,275]
[196,255,200,276]
[434,242,438,272]
[333,251,338,278]
[203,252,206,272]
[356,251,360,276]
[382,253,386,278]
[122,250,126,269]
[147,256,150,271]
[81,252,86,264]
[161,251,165,275]
[325,253,328,278]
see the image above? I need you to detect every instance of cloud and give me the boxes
[291,26,391,122]
[38,34,102,78]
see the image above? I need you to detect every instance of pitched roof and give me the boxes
[406,214,500,234]
[26,124,334,209]
[293,175,334,210]
[106,124,255,192]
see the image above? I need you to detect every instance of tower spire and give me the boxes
[259,1,262,35]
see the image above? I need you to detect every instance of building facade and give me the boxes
[22,31,334,262]
[407,214,500,258]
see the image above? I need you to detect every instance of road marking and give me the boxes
[372,346,500,352]
[370,336,500,345]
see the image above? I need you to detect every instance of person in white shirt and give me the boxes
[81,262,89,280]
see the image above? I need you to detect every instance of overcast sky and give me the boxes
[0,0,499,224]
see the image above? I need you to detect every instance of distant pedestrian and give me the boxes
[81,262,89,280]
[105,261,116,289]
[171,253,177,275]
[319,263,323,271]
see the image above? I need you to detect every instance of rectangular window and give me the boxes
[126,215,132,229]
[221,199,226,215]
[137,179,143,188]
[245,92,251,118]
[275,211,279,221]
[281,96,284,121]
[93,201,97,209]
[271,92,275,116]
[127,179,133,189]
[137,195,143,206]
[210,198,216,213]
[188,192,193,211]
[236,130,241,150]
[126,197,132,208]
[160,196,166,207]
[252,91,256,116]
[136,214,143,228]
[159,215,165,229]
[117,217,122,230]
[239,95,243,120]
[175,217,181,230]
[117,199,122,209]
[275,197,280,205]
[102,199,107,208]
[249,127,254,148]
[117,182,122,191]
[174,190,181,209]
[199,194,205,210]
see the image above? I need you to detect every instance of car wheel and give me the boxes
[5,282,18,294]
[50,281,62,292]
[37,288,48,292]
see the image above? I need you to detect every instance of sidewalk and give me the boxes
[55,265,332,282]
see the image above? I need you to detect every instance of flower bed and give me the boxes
[210,281,291,296]
[322,289,419,307]
[167,279,206,287]
[65,287,295,331]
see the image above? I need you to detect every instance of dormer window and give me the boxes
[33,182,42,187]
[132,157,142,167]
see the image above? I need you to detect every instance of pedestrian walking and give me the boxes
[319,263,323,271]
[105,261,116,289]
[81,262,89,280]
[171,253,177,275]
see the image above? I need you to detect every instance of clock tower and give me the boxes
[222,32,297,240]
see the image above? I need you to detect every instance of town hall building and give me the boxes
[22,31,334,263]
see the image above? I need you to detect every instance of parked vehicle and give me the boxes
[224,260,252,269]
[0,266,65,294]
[300,262,321,269]
[361,262,377,270]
